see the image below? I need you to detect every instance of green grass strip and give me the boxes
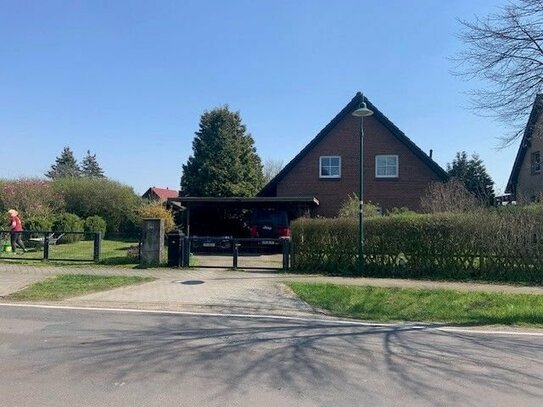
[287,282,543,327]
[7,274,155,301]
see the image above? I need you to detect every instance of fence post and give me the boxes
[282,238,290,271]
[93,232,102,262]
[43,233,50,260]
[182,237,191,267]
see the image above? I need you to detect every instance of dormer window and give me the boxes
[320,156,341,178]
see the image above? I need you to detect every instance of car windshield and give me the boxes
[253,210,288,226]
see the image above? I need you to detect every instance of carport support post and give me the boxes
[233,239,238,270]
[93,232,101,262]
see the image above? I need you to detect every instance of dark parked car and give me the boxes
[248,209,290,251]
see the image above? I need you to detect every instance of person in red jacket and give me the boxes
[8,209,26,254]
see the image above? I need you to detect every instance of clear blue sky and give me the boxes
[0,0,516,195]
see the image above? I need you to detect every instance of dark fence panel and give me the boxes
[181,236,290,270]
[0,231,112,263]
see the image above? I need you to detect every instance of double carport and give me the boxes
[166,196,319,270]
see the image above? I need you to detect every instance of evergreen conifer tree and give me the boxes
[81,150,105,178]
[447,151,495,206]
[181,106,264,196]
[45,146,80,179]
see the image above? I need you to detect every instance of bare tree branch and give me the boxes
[452,0,543,146]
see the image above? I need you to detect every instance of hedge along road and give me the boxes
[1,305,543,407]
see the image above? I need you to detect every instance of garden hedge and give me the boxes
[291,207,543,283]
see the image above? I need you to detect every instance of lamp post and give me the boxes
[352,93,373,275]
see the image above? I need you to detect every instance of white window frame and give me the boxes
[375,155,399,178]
[319,156,341,179]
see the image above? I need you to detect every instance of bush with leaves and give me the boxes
[52,178,141,235]
[84,215,107,236]
[337,194,382,218]
[137,202,175,232]
[24,215,55,234]
[0,178,64,219]
[52,213,84,243]
[420,180,479,213]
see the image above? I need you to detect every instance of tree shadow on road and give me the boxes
[43,315,543,405]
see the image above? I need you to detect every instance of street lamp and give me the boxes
[352,93,373,275]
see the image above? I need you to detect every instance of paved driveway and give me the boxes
[3,262,543,319]
[0,263,315,316]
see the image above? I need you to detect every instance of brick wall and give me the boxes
[276,113,443,217]
[516,113,543,202]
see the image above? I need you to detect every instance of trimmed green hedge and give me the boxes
[291,207,543,283]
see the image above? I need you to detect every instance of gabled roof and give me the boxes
[506,94,543,194]
[143,187,179,200]
[258,92,448,196]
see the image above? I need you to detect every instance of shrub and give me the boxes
[420,180,479,213]
[24,215,54,234]
[387,207,418,217]
[338,194,382,218]
[291,206,543,283]
[137,202,175,232]
[0,178,64,218]
[84,215,107,236]
[52,213,84,243]
[51,178,141,235]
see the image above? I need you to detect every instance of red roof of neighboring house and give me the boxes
[144,187,179,200]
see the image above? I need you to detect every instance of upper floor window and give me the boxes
[320,156,341,178]
[531,151,541,175]
[375,155,399,178]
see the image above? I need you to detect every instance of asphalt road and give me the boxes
[1,305,542,407]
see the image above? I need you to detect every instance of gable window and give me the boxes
[320,156,341,178]
[531,151,541,175]
[375,155,399,178]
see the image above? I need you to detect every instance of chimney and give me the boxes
[429,149,433,159]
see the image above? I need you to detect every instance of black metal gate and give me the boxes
[172,236,290,271]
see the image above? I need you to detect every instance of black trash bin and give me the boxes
[167,229,185,267]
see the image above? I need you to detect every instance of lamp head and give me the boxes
[352,102,373,117]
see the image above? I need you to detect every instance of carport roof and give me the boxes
[167,196,319,210]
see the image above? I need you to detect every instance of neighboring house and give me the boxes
[142,187,179,202]
[506,94,543,203]
[259,92,448,216]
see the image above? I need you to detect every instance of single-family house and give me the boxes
[258,92,448,216]
[142,187,179,202]
[506,94,543,203]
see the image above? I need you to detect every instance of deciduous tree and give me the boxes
[453,0,543,145]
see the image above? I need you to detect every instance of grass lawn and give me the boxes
[0,239,140,265]
[6,274,154,301]
[287,282,543,327]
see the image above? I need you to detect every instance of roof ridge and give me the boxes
[258,92,447,196]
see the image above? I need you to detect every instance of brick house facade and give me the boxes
[259,93,448,217]
[506,94,543,203]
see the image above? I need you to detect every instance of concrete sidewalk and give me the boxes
[1,262,543,317]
